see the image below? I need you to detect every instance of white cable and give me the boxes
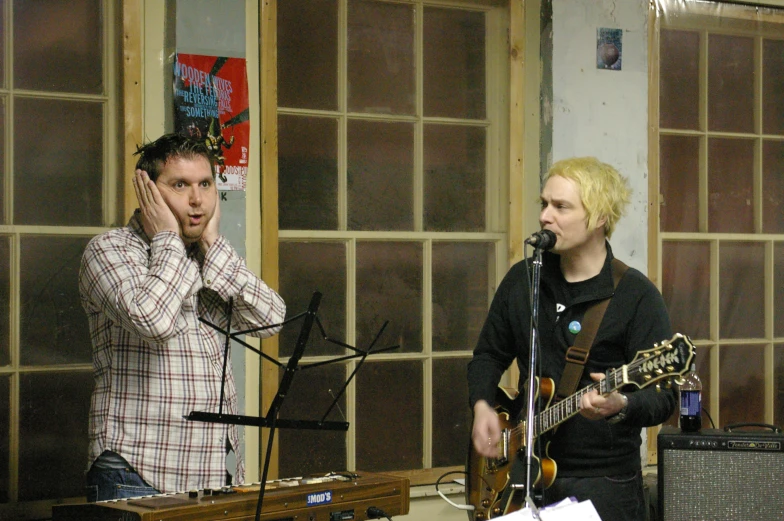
[437,489,475,511]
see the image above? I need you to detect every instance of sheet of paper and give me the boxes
[489,499,602,521]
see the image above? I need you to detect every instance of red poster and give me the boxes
[173,54,250,191]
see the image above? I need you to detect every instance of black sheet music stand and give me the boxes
[186,291,398,521]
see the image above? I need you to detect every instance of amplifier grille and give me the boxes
[660,448,784,520]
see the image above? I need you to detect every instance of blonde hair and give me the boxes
[543,157,631,238]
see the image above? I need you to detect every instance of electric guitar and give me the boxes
[465,333,695,520]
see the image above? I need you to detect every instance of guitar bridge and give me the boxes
[486,429,510,471]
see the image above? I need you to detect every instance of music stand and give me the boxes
[186,291,398,521]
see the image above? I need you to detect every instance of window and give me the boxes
[653,0,784,430]
[275,0,509,476]
[0,0,122,516]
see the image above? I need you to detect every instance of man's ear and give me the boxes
[595,215,608,233]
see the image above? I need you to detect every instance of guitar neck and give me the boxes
[535,368,623,437]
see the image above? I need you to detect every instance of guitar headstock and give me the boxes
[625,333,695,390]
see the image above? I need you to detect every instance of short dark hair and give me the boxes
[134,133,217,182]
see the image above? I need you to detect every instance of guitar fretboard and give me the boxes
[534,368,624,437]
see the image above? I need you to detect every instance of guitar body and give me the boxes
[466,380,557,520]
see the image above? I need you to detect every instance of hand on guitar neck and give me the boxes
[579,373,628,420]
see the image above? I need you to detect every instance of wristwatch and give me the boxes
[606,393,628,424]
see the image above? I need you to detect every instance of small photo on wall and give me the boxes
[597,27,623,70]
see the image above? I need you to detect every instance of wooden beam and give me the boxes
[259,0,281,480]
[123,0,143,221]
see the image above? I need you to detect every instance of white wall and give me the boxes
[552,0,650,274]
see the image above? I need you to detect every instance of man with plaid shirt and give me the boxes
[79,133,286,501]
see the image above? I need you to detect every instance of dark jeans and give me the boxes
[544,471,646,521]
[85,466,159,502]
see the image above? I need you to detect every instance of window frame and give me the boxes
[649,0,784,459]
[261,0,540,483]
[0,0,127,517]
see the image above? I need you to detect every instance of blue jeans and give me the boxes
[544,471,646,521]
[85,466,159,502]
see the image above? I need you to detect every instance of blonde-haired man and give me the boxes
[469,157,674,520]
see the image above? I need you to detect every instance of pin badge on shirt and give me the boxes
[568,321,582,334]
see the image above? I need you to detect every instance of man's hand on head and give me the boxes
[133,169,180,240]
[199,197,221,254]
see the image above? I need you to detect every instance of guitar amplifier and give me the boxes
[657,425,784,521]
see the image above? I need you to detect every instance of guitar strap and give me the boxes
[555,258,629,402]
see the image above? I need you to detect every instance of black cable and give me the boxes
[366,506,392,520]
[702,406,716,429]
[435,469,468,491]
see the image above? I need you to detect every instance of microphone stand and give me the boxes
[520,245,545,512]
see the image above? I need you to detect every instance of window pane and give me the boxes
[719,242,765,339]
[20,236,92,365]
[776,243,784,338]
[708,34,754,133]
[356,242,422,354]
[432,242,493,352]
[775,344,784,428]
[279,241,346,358]
[432,357,471,467]
[423,7,485,119]
[660,29,700,131]
[763,140,784,234]
[278,363,347,478]
[0,375,8,503]
[763,39,784,135]
[356,360,422,470]
[708,138,754,233]
[424,124,486,232]
[348,121,414,231]
[13,0,103,94]
[659,135,699,233]
[279,115,338,230]
[19,371,92,501]
[278,0,337,110]
[719,345,764,426]
[662,241,710,340]
[0,237,8,367]
[14,98,103,226]
[347,0,415,115]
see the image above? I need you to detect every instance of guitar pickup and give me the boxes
[486,429,510,471]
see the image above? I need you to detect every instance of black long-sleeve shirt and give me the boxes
[467,243,677,477]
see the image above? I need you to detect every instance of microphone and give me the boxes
[525,229,557,250]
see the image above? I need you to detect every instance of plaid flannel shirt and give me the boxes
[79,212,286,493]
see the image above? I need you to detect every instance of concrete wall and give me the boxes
[551,0,650,274]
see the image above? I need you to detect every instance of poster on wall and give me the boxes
[173,53,250,191]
